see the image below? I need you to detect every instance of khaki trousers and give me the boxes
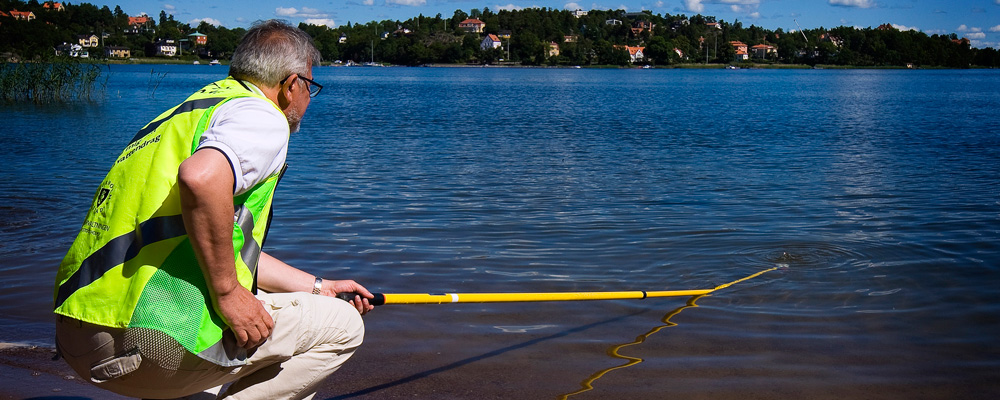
[56,292,365,400]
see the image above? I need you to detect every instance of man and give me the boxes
[53,20,374,399]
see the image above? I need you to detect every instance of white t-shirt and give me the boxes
[196,83,289,195]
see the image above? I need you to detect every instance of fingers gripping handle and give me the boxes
[335,292,385,306]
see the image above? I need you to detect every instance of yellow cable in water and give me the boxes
[558,266,781,399]
[558,295,705,400]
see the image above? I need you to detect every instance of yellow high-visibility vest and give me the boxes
[54,78,286,366]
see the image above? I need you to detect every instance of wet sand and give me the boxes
[0,345,129,400]
[4,302,998,399]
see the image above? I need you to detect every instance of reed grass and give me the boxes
[1,61,107,103]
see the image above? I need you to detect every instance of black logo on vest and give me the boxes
[96,188,110,208]
[83,182,114,237]
[90,182,114,214]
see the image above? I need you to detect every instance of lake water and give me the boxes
[1,65,999,399]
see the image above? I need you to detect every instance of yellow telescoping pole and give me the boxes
[372,289,713,305]
[338,267,779,306]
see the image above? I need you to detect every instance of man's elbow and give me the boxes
[177,151,234,200]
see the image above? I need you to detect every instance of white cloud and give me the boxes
[274,6,335,21]
[564,2,581,9]
[501,3,525,11]
[189,17,222,26]
[970,39,997,49]
[966,32,987,39]
[298,7,327,18]
[829,0,875,8]
[655,1,665,7]
[363,0,374,5]
[684,0,704,13]
[957,24,982,32]
[163,4,175,11]
[990,25,1000,32]
[303,18,336,27]
[684,0,761,15]
[275,7,298,17]
[892,24,918,31]
[387,0,427,6]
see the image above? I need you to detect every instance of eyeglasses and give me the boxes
[280,74,323,98]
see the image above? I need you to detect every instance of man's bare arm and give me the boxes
[257,252,375,315]
[178,148,274,349]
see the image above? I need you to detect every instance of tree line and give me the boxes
[2,0,998,68]
[0,0,246,60]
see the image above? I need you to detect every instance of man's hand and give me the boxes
[215,285,274,349]
[323,279,375,315]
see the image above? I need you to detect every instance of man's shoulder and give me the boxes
[215,96,286,125]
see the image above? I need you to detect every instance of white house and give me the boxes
[481,34,501,51]
[730,41,749,61]
[616,45,645,63]
[151,39,177,57]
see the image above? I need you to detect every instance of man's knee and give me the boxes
[322,295,365,349]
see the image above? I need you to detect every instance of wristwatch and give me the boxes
[312,277,323,295]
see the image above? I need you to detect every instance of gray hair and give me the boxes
[229,20,321,87]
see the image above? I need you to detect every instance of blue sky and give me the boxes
[123,0,1000,48]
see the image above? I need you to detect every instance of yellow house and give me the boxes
[77,34,99,48]
[105,46,131,58]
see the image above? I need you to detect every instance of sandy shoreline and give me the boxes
[0,345,130,400]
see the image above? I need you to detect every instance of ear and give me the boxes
[277,75,297,109]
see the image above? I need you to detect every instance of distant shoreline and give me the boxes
[9,58,994,70]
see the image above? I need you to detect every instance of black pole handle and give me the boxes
[335,292,386,306]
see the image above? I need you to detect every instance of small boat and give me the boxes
[192,60,200,65]
[209,59,220,65]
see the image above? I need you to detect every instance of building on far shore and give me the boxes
[614,45,645,63]
[750,44,777,59]
[9,9,35,21]
[127,15,153,34]
[146,39,177,57]
[76,34,99,48]
[481,34,501,51]
[42,2,65,11]
[548,42,560,58]
[105,46,131,58]
[459,18,485,34]
[188,31,207,46]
